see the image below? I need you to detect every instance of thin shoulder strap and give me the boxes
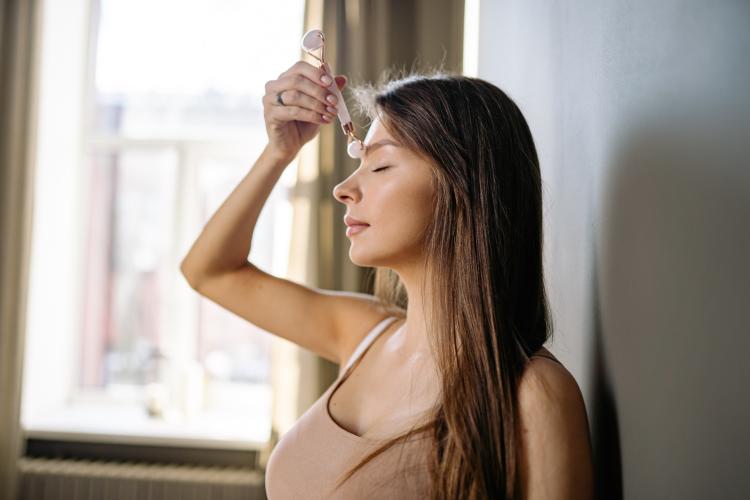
[341,316,399,374]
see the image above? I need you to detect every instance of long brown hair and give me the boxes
[333,70,553,500]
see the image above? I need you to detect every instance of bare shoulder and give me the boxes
[519,349,578,400]
[516,352,594,499]
[517,352,586,421]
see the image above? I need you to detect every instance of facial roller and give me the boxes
[301,29,365,159]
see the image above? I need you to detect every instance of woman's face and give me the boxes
[333,117,436,269]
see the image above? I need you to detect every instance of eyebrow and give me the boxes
[362,139,402,158]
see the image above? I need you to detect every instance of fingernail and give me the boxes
[320,74,333,85]
[321,114,331,121]
[326,94,337,105]
[326,106,338,114]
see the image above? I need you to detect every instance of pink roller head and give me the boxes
[301,29,324,52]
[347,140,365,159]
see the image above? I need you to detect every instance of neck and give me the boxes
[388,265,433,357]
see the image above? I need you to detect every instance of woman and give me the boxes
[180,61,594,499]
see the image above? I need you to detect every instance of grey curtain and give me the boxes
[0,0,41,499]
[260,0,464,468]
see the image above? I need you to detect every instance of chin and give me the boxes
[348,243,380,267]
[348,244,402,269]
[348,249,377,268]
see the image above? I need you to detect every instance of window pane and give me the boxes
[195,156,274,385]
[93,0,306,139]
[23,0,304,445]
[81,148,178,388]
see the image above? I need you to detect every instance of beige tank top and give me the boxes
[264,316,434,499]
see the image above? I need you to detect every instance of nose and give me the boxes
[332,175,360,204]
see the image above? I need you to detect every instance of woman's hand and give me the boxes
[263,60,347,163]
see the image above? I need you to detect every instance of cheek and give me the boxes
[376,185,434,242]
[347,181,434,266]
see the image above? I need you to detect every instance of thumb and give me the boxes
[335,75,347,89]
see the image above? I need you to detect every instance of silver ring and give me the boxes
[276,91,286,106]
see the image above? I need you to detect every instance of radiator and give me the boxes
[17,457,267,500]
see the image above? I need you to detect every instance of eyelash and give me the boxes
[372,166,390,173]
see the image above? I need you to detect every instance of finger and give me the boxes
[263,89,336,118]
[268,104,330,125]
[280,60,333,89]
[266,73,338,108]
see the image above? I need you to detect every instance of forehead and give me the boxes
[364,118,393,143]
[361,118,402,160]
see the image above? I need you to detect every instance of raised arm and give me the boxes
[179,62,388,364]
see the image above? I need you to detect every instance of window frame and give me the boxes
[21,0,301,460]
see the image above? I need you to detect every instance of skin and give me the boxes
[517,355,595,499]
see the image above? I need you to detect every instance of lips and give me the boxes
[346,224,368,237]
[344,214,370,227]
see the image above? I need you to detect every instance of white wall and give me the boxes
[477,1,750,498]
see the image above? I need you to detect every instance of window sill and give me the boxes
[22,397,271,451]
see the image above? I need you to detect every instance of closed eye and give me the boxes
[372,166,390,173]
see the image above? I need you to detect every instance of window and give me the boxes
[22,0,304,449]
